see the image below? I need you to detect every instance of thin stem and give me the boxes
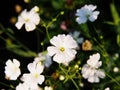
[0,82,15,89]
[70,78,80,90]
[106,72,120,86]
[59,64,80,90]
[45,27,50,40]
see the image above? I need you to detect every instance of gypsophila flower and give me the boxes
[15,6,40,31]
[21,62,45,89]
[16,83,29,90]
[75,4,100,24]
[69,31,84,44]
[44,86,53,90]
[16,82,43,90]
[34,52,52,68]
[81,53,105,83]
[47,34,78,66]
[59,75,65,81]
[104,87,110,90]
[5,59,21,80]
[113,67,119,72]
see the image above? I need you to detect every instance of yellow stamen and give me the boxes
[60,47,65,52]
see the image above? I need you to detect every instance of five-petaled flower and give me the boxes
[81,53,105,83]
[21,62,45,89]
[4,59,21,80]
[15,6,40,32]
[75,4,100,24]
[47,34,78,66]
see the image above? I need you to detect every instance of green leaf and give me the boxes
[117,34,120,47]
[110,3,120,25]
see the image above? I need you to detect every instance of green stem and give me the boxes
[0,82,15,89]
[59,64,80,90]
[106,72,120,86]
[45,27,50,40]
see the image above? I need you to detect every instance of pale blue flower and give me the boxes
[75,4,100,24]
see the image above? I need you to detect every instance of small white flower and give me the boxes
[75,4,100,24]
[47,34,78,66]
[59,75,65,81]
[5,59,21,80]
[34,52,52,68]
[16,82,42,90]
[15,6,40,31]
[81,53,105,83]
[21,62,45,89]
[16,83,29,90]
[113,67,119,72]
[44,86,53,90]
[104,87,110,90]
[69,31,84,44]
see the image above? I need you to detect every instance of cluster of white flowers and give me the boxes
[3,4,108,89]
[75,4,100,24]
[15,6,40,32]
[81,53,105,83]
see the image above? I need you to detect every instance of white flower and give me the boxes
[15,6,40,31]
[81,53,105,83]
[75,4,100,24]
[69,31,84,44]
[16,82,42,90]
[44,86,53,90]
[59,75,65,81]
[104,87,110,90]
[34,52,52,68]
[16,83,29,90]
[21,62,45,89]
[5,59,21,80]
[113,67,119,72]
[47,34,78,66]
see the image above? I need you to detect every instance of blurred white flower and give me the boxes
[75,4,100,24]
[47,34,78,66]
[34,52,52,68]
[59,75,65,81]
[16,82,43,90]
[44,86,53,90]
[104,87,110,90]
[81,53,105,83]
[15,6,40,32]
[16,83,29,90]
[5,59,21,80]
[69,31,84,44]
[21,62,45,89]
[113,67,119,72]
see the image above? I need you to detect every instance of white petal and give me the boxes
[25,22,36,31]
[89,11,100,22]
[47,46,59,56]
[76,16,87,24]
[50,34,65,47]
[13,59,20,67]
[64,35,78,48]
[38,75,45,85]
[30,13,40,25]
[15,21,24,30]
[53,53,65,64]
[88,76,95,83]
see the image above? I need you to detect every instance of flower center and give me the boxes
[34,73,39,79]
[25,18,29,22]
[60,47,65,52]
[86,14,90,18]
